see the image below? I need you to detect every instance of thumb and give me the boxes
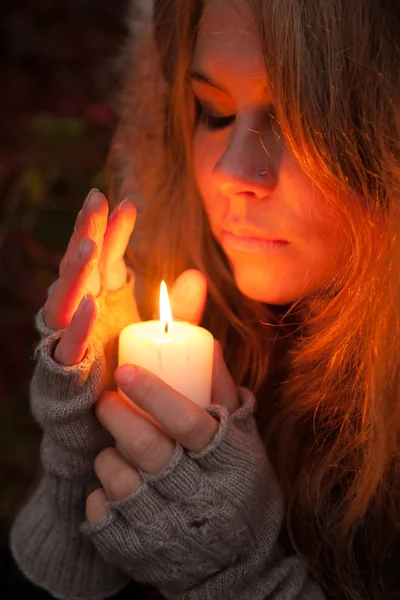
[169,269,207,325]
[211,341,239,414]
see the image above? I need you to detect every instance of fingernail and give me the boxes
[84,188,101,210]
[78,237,92,258]
[109,199,129,220]
[115,365,137,386]
[84,188,99,205]
[77,294,88,314]
[118,199,130,212]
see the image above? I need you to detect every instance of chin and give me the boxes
[232,262,303,305]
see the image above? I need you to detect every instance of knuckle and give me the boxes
[84,245,98,270]
[177,408,205,441]
[88,214,103,238]
[70,304,89,333]
[108,468,135,501]
[140,376,163,406]
[94,448,138,501]
[135,430,163,463]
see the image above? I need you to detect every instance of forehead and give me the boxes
[192,0,267,97]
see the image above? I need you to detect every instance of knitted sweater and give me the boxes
[10,272,326,600]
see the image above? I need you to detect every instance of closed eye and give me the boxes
[195,98,235,131]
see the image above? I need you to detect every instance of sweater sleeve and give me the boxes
[10,272,140,600]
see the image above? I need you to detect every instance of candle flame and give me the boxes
[160,281,173,333]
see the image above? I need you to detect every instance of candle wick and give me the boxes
[165,322,169,334]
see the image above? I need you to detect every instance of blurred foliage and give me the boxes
[0,0,129,541]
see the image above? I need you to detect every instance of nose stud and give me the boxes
[258,169,268,177]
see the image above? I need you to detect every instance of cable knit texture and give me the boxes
[10,271,139,600]
[81,389,326,600]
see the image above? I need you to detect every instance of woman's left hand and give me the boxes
[83,340,278,597]
[86,340,238,521]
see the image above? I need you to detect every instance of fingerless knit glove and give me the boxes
[82,389,327,600]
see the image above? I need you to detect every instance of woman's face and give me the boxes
[191,0,352,304]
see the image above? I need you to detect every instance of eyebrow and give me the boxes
[189,69,229,94]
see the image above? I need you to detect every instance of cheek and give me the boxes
[283,158,349,256]
[298,185,352,267]
[283,172,354,298]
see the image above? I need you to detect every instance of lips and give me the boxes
[221,229,289,255]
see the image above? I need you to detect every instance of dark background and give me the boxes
[0,0,131,547]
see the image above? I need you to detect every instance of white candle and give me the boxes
[118,282,214,408]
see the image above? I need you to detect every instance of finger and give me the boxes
[81,191,109,295]
[60,190,108,298]
[60,189,107,278]
[44,237,98,330]
[94,447,142,501]
[86,488,109,524]
[46,190,109,331]
[54,294,98,366]
[169,270,207,325]
[211,340,239,413]
[96,391,176,474]
[114,365,219,454]
[99,199,137,291]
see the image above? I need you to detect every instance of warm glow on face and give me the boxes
[160,281,173,333]
[192,1,353,304]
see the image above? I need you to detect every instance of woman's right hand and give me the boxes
[43,188,137,367]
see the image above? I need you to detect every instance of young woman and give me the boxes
[10,0,400,599]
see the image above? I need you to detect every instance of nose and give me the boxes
[213,122,282,199]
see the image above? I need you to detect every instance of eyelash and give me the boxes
[195,99,235,130]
